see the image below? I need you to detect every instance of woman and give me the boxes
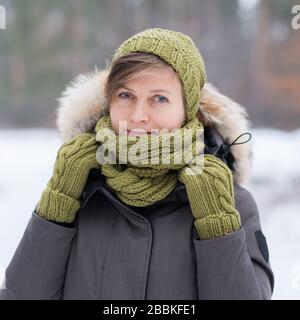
[0,28,274,299]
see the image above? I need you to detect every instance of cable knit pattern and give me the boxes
[178,154,241,240]
[35,116,240,239]
[35,28,241,239]
[36,133,101,223]
[111,28,207,121]
[95,115,205,207]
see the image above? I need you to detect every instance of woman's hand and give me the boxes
[35,133,101,223]
[178,154,241,240]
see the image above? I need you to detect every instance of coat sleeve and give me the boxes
[193,183,274,300]
[0,211,76,300]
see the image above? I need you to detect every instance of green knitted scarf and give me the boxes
[36,112,240,239]
[95,115,204,207]
[94,114,241,240]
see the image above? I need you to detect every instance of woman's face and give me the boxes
[109,67,186,136]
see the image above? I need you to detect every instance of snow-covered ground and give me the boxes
[0,127,300,299]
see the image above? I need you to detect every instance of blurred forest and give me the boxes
[0,0,299,130]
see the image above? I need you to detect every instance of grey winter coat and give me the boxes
[0,70,274,300]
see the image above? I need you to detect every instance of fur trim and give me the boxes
[199,83,253,187]
[56,68,109,142]
[56,69,252,187]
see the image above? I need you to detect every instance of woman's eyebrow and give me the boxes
[119,86,173,95]
[150,89,173,95]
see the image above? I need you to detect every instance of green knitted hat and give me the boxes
[111,27,207,122]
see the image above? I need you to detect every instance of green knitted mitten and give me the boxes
[36,133,101,223]
[178,154,241,240]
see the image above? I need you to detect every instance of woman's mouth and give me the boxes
[127,129,148,136]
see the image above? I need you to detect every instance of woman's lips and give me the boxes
[121,129,159,136]
[127,129,148,136]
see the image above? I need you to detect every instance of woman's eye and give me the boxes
[117,92,168,103]
[118,92,132,99]
[154,95,168,103]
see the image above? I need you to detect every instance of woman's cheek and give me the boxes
[154,109,179,129]
[110,108,129,133]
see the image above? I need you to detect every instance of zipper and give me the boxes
[82,185,153,300]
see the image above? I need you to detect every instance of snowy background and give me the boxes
[0,127,300,299]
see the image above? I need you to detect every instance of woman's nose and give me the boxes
[129,103,149,124]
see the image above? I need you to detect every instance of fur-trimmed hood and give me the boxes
[55,69,253,187]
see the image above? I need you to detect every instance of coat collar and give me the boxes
[56,68,253,187]
[81,168,189,217]
[81,124,235,212]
